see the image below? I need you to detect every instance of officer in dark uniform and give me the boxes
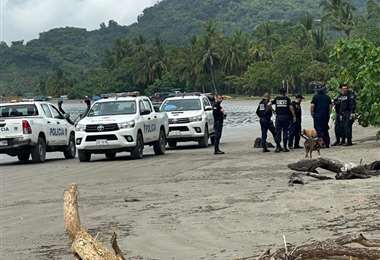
[333,84,356,146]
[256,93,276,152]
[332,87,344,146]
[273,88,296,153]
[288,94,304,149]
[213,95,225,155]
[311,84,332,148]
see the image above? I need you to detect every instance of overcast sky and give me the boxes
[0,0,158,43]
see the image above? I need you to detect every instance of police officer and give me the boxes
[288,94,304,149]
[332,87,344,146]
[333,84,356,146]
[310,84,332,148]
[273,88,296,153]
[213,95,225,155]
[256,93,276,152]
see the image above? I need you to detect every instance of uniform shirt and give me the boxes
[311,93,332,117]
[256,99,273,121]
[335,93,356,115]
[273,96,291,118]
[291,101,302,122]
[213,102,224,122]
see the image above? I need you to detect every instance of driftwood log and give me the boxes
[64,184,126,260]
[288,158,380,185]
[238,234,380,260]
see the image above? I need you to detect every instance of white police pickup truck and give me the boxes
[75,95,169,162]
[160,94,215,148]
[0,102,76,162]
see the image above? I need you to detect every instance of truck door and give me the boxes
[49,105,69,145]
[203,97,214,133]
[144,99,159,140]
[139,100,154,142]
[40,103,57,146]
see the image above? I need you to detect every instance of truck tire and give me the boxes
[153,129,166,155]
[78,150,91,162]
[105,152,117,159]
[168,141,177,148]
[31,136,47,163]
[131,132,144,160]
[64,134,76,159]
[17,152,30,162]
[198,127,209,148]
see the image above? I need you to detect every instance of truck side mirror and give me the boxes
[205,106,213,111]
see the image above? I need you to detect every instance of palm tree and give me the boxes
[255,22,279,59]
[320,0,356,37]
[312,27,326,50]
[222,31,248,75]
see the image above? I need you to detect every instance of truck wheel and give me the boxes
[153,129,166,155]
[17,152,30,162]
[168,141,177,148]
[31,136,47,163]
[199,127,209,148]
[78,150,91,162]
[105,152,117,159]
[64,134,76,159]
[131,132,144,159]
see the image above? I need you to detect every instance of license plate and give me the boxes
[96,139,108,145]
[0,140,8,146]
[170,131,182,136]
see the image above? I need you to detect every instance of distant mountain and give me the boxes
[0,0,369,95]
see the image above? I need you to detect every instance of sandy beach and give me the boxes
[0,101,379,260]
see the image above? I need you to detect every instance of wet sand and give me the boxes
[0,105,379,259]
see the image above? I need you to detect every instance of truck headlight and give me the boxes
[189,116,203,122]
[75,124,86,132]
[118,120,135,129]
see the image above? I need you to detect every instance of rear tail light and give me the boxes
[22,120,32,134]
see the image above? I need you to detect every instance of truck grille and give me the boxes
[85,123,119,132]
[86,135,118,142]
[168,118,190,124]
[169,126,189,132]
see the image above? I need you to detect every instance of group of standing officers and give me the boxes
[209,84,356,155]
[255,83,357,153]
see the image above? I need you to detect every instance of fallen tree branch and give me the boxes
[64,184,126,260]
[288,158,380,181]
[253,233,380,260]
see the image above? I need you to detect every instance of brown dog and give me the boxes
[302,129,321,159]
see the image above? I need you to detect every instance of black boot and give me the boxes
[283,146,290,152]
[343,140,353,146]
[275,146,281,153]
[332,140,341,146]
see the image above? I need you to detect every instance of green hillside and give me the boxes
[0,0,372,96]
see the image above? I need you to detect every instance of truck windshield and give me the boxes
[0,104,39,118]
[87,101,136,117]
[161,99,201,112]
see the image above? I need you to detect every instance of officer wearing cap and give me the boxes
[288,94,304,149]
[256,93,276,152]
[273,87,296,153]
[333,84,356,146]
[310,83,332,148]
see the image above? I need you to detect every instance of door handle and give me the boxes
[154,116,157,119]
[57,122,60,125]
[148,118,151,120]
[47,121,51,124]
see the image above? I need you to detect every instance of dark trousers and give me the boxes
[275,117,290,148]
[334,116,344,143]
[214,121,223,152]
[289,121,301,147]
[342,115,353,142]
[314,116,330,147]
[260,118,275,147]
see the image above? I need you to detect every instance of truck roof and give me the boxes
[95,96,150,103]
[0,101,48,106]
[164,95,205,101]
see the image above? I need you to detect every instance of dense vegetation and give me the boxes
[0,0,379,126]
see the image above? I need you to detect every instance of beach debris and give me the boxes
[64,184,126,260]
[287,158,380,183]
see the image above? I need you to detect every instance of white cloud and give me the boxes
[1,0,158,43]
